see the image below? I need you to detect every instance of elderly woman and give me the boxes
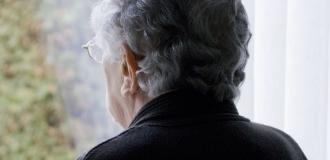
[79,0,307,159]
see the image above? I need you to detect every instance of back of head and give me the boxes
[92,0,252,102]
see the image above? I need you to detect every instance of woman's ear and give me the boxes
[120,43,139,97]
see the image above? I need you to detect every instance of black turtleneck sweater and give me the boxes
[78,88,307,160]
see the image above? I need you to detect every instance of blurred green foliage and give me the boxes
[0,0,74,159]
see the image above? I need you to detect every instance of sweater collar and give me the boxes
[128,88,246,128]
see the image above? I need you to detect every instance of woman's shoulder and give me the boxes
[239,121,307,159]
[77,126,148,160]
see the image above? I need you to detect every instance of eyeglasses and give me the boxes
[82,39,104,63]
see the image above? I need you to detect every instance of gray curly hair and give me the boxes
[91,0,251,102]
